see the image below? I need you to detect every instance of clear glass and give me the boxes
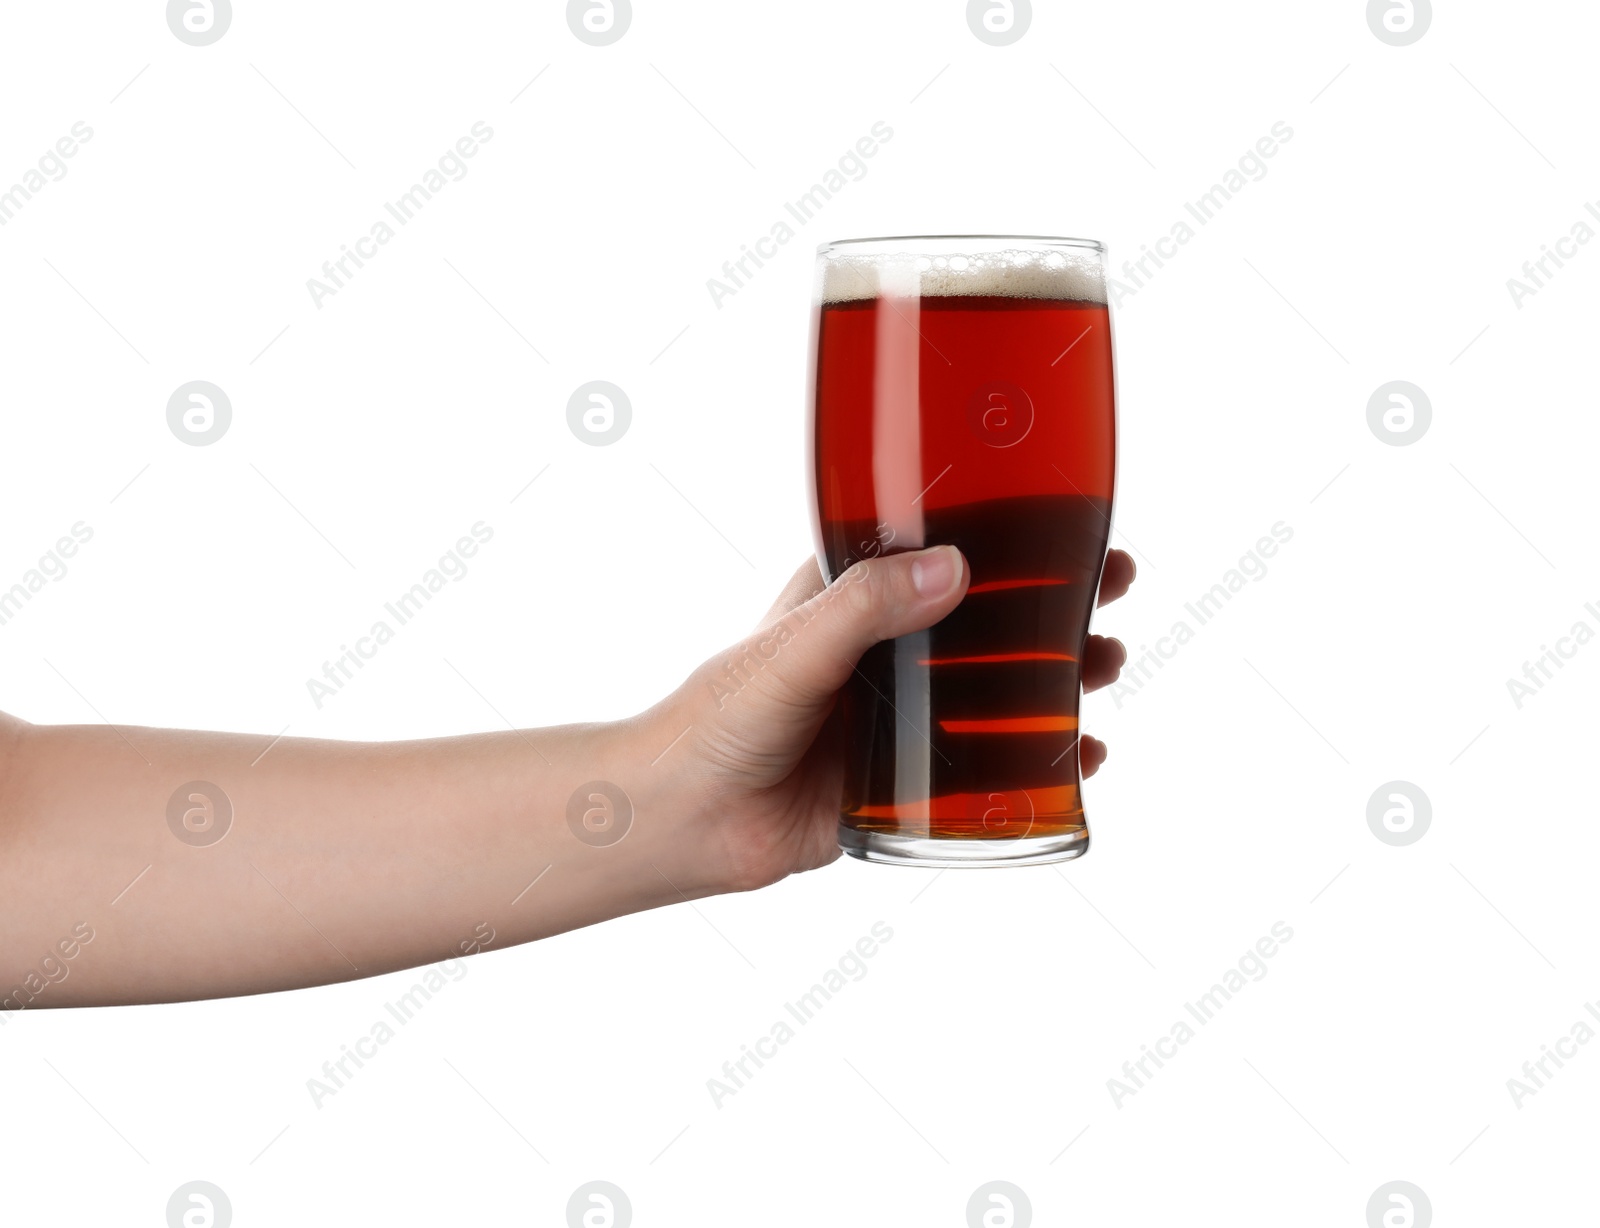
[807,235,1117,867]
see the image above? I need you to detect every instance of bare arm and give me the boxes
[0,546,1131,1008]
[0,709,708,1006]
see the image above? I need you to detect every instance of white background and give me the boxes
[2,1,1596,1224]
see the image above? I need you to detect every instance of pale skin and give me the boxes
[0,545,1133,1007]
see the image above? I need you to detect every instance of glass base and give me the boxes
[839,824,1089,868]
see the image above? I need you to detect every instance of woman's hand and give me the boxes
[0,547,1131,1006]
[651,546,1136,892]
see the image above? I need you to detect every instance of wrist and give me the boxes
[596,695,737,901]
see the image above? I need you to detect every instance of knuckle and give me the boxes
[835,561,879,622]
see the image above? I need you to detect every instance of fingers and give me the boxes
[1098,549,1136,607]
[1080,735,1107,778]
[756,557,1131,694]
[1083,555,1122,773]
[758,556,825,631]
[739,545,969,713]
[770,548,1131,621]
[1081,635,1127,693]
[725,551,1116,788]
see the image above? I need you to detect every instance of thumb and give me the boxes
[741,544,968,715]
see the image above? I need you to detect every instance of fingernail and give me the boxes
[911,545,958,598]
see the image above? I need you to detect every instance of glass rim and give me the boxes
[818,233,1106,255]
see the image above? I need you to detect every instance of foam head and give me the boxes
[818,242,1106,305]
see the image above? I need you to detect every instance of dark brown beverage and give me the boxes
[808,239,1116,865]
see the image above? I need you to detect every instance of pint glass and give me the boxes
[808,236,1116,867]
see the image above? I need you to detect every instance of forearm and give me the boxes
[0,702,713,1007]
[0,546,1060,1009]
